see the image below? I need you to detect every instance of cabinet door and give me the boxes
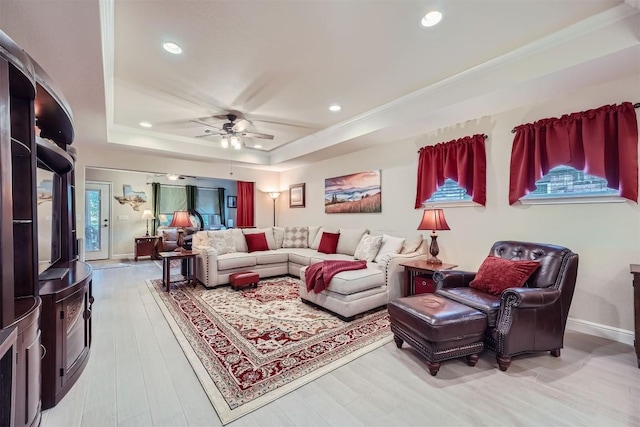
[63,289,87,379]
[23,330,40,426]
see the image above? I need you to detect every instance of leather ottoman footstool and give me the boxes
[388,294,487,376]
[229,271,259,291]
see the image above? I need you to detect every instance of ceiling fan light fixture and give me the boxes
[166,173,180,181]
[421,10,443,27]
[230,136,241,148]
[221,137,229,149]
[162,41,183,54]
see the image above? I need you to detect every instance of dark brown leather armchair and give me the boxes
[433,241,579,371]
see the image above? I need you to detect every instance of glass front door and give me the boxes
[84,182,110,260]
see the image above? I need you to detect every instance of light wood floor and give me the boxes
[41,261,640,427]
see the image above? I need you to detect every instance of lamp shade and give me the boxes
[267,192,281,200]
[168,210,193,228]
[417,208,450,231]
[141,209,155,220]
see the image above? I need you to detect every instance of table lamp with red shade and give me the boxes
[417,208,450,264]
[169,210,193,250]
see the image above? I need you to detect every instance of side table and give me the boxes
[400,259,458,297]
[134,236,160,261]
[159,251,197,292]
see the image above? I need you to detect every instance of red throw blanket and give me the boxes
[305,260,368,294]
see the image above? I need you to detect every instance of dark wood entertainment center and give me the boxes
[0,29,92,425]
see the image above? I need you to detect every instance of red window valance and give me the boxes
[415,134,487,207]
[509,102,638,204]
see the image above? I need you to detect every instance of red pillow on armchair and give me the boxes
[469,256,540,295]
[245,232,270,252]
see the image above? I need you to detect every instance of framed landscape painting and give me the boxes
[289,183,305,208]
[325,170,381,213]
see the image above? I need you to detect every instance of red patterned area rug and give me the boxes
[145,276,392,424]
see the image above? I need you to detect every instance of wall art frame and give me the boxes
[289,183,306,208]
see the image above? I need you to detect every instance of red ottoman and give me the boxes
[229,272,259,291]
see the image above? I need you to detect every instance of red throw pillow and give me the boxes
[469,256,540,295]
[245,232,269,252]
[318,232,340,254]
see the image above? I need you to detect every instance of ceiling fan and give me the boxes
[193,113,274,149]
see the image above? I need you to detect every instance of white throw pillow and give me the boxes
[231,228,248,252]
[210,230,236,255]
[307,226,321,248]
[400,234,423,254]
[282,226,309,248]
[374,234,406,263]
[243,228,277,250]
[272,227,285,248]
[354,234,383,262]
[337,228,369,256]
[310,227,339,249]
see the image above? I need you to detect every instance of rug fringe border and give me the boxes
[145,279,393,425]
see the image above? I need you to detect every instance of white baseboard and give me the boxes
[566,317,634,346]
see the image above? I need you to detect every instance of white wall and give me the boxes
[279,73,640,335]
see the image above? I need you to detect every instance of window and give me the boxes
[159,186,187,224]
[196,188,222,228]
[523,166,618,199]
[426,179,472,203]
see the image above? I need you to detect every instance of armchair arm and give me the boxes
[432,270,477,289]
[501,287,561,309]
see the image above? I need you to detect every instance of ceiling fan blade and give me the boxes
[190,119,223,131]
[240,131,274,140]
[194,132,222,139]
[232,119,250,132]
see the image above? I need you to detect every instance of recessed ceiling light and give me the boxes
[162,42,182,54]
[254,144,262,149]
[421,11,443,27]
[329,105,342,112]
[139,121,152,128]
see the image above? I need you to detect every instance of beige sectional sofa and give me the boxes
[192,226,428,319]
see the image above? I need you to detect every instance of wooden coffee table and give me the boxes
[159,251,197,292]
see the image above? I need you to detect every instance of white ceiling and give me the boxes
[0,0,638,171]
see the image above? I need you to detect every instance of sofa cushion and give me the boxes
[318,232,340,254]
[254,251,289,265]
[374,234,405,263]
[245,232,270,252]
[310,227,339,249]
[337,228,369,256]
[300,265,384,295]
[231,228,248,252]
[217,252,257,270]
[272,227,285,248]
[307,226,321,248]
[354,234,383,262]
[400,235,423,254]
[244,228,277,250]
[310,253,355,264]
[282,226,309,248]
[209,230,237,255]
[469,256,540,295]
[284,248,317,266]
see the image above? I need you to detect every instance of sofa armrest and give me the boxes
[383,253,427,301]
[501,287,561,308]
[432,270,477,289]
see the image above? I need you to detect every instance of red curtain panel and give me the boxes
[415,134,487,207]
[236,181,255,227]
[509,102,638,204]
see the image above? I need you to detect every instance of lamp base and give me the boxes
[428,232,443,264]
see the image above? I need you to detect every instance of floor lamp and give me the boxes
[267,192,281,226]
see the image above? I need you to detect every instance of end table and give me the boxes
[400,259,458,297]
[159,251,197,292]
[134,236,161,261]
